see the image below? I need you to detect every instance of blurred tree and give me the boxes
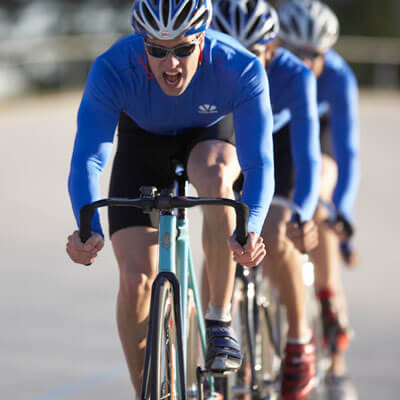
[2,0,399,37]
[270,0,399,37]
[1,0,398,89]
[329,0,399,37]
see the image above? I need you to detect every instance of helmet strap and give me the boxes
[197,32,205,67]
[198,49,203,66]
[137,54,154,80]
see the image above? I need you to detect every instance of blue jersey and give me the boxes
[68,29,274,236]
[318,50,360,221]
[268,48,321,221]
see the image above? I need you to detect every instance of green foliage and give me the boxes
[330,0,400,37]
[271,0,400,37]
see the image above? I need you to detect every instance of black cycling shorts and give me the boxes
[108,112,235,236]
[272,113,333,198]
[319,113,334,158]
[272,124,294,198]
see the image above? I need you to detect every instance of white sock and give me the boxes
[287,331,313,345]
[205,304,232,323]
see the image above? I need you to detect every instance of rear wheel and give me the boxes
[237,276,254,400]
[232,269,282,400]
[150,278,182,399]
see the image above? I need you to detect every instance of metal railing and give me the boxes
[1,33,400,65]
[1,34,399,88]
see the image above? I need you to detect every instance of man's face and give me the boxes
[145,34,204,96]
[301,55,325,77]
[276,39,326,77]
[249,43,268,66]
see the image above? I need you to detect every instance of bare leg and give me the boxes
[312,155,341,292]
[261,205,311,339]
[201,262,210,315]
[187,140,241,309]
[111,226,159,393]
[311,155,350,375]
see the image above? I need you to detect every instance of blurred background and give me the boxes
[1,0,400,100]
[1,1,399,399]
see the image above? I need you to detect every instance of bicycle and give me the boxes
[79,165,249,400]
[223,196,330,400]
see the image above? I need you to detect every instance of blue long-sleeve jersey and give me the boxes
[268,49,321,221]
[318,50,360,222]
[68,29,275,237]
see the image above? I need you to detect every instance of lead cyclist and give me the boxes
[278,1,360,398]
[65,0,276,395]
[213,0,322,398]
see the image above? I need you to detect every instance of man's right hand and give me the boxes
[340,241,360,268]
[66,231,104,265]
[287,220,319,253]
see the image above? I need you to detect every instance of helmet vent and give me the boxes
[247,16,262,41]
[174,0,194,30]
[235,7,241,34]
[192,10,208,29]
[279,20,289,35]
[214,18,228,34]
[162,0,170,26]
[307,17,313,40]
[317,23,327,42]
[289,15,301,37]
[143,3,159,30]
[220,0,230,16]
[246,0,254,15]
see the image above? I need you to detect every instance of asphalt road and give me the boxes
[1,90,399,399]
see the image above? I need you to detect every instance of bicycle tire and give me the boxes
[149,277,182,399]
[186,288,202,399]
[237,278,255,400]
[230,270,258,400]
[232,268,282,400]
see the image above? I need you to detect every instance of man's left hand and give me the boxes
[228,232,266,267]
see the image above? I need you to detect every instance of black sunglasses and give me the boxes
[145,36,201,60]
[291,47,321,61]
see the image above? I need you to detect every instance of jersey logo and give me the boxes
[198,104,218,114]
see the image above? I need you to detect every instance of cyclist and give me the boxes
[278,0,360,398]
[213,0,321,398]
[66,0,275,394]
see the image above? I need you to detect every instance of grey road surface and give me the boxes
[1,90,399,399]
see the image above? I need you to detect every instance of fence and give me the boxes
[1,34,399,93]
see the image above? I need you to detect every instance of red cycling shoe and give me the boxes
[317,288,354,354]
[281,339,317,400]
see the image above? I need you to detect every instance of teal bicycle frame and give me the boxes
[157,175,210,399]
[79,181,249,400]
[158,209,210,398]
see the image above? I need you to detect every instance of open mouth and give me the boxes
[163,71,182,86]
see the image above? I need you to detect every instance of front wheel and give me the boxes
[150,277,184,399]
[186,288,203,399]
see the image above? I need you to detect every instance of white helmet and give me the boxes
[212,0,279,48]
[132,0,212,39]
[278,0,339,54]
